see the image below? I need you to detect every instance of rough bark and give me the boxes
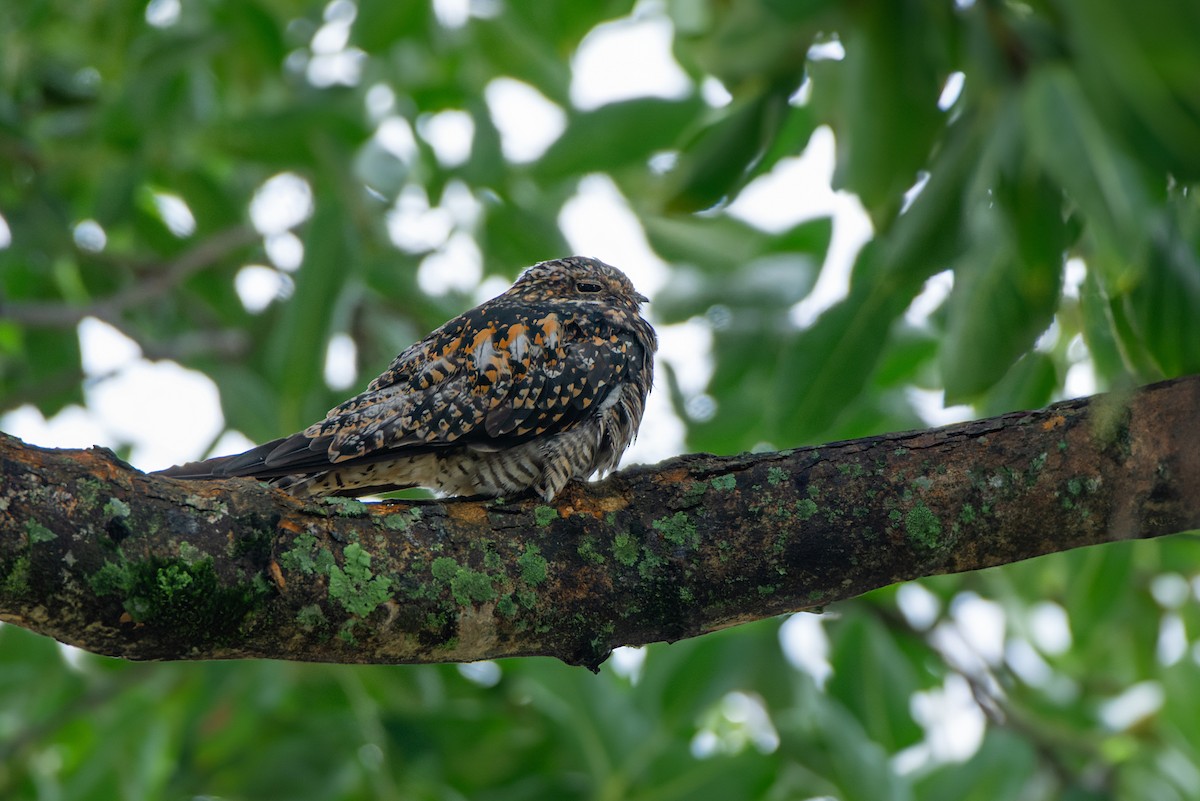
[2,377,1198,671]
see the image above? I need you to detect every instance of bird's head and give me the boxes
[508,257,650,310]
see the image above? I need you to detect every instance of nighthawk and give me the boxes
[158,256,656,501]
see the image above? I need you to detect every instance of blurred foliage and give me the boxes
[3,0,1200,798]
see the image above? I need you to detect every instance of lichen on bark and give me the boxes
[2,376,1200,670]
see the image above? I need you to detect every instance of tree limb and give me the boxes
[1,224,259,328]
[2,377,1198,671]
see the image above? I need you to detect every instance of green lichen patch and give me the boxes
[90,560,129,596]
[837,462,866,478]
[710,474,737,492]
[2,555,31,596]
[959,504,977,524]
[322,496,369,517]
[910,476,934,492]
[653,512,698,549]
[1061,475,1101,514]
[680,481,708,506]
[177,541,202,564]
[74,477,103,506]
[496,594,518,616]
[767,467,787,486]
[103,498,131,520]
[518,544,548,585]
[612,533,639,566]
[637,550,666,579]
[91,555,267,646]
[25,520,56,544]
[381,509,422,531]
[534,506,559,527]
[578,536,605,564]
[430,557,497,606]
[296,604,328,632]
[279,532,321,575]
[905,503,943,549]
[1028,452,1048,479]
[329,543,393,617]
[795,498,818,521]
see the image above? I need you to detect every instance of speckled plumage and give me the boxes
[158,257,657,501]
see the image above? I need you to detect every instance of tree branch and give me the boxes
[2,377,1198,671]
[1,224,259,328]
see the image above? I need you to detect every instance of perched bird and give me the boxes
[158,256,656,501]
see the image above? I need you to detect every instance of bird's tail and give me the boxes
[154,435,294,481]
[155,453,244,480]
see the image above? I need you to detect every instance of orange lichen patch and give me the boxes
[1042,415,1067,431]
[448,502,488,525]
[564,493,629,520]
[657,467,690,485]
[277,518,305,534]
[81,452,136,489]
[268,560,286,589]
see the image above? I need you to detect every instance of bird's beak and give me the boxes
[634,291,649,304]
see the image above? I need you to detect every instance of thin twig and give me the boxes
[2,225,260,328]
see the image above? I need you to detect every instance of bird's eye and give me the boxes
[576,280,604,293]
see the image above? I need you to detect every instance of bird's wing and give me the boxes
[215,304,644,478]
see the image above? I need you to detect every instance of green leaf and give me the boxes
[648,218,828,322]
[480,197,571,277]
[1023,68,1157,277]
[6,327,84,418]
[826,612,924,752]
[872,326,939,389]
[215,104,370,167]
[1077,266,1128,384]
[209,364,282,443]
[672,0,815,88]
[266,200,356,431]
[1060,0,1200,182]
[775,258,908,444]
[824,2,947,226]
[353,0,430,52]
[941,220,1064,402]
[808,697,913,801]
[915,728,1037,801]
[663,89,792,213]
[641,213,774,271]
[1066,543,1135,653]
[977,352,1057,417]
[1118,215,1200,378]
[535,97,705,180]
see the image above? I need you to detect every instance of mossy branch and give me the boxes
[2,377,1199,671]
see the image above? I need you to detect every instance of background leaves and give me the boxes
[3,0,1200,799]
